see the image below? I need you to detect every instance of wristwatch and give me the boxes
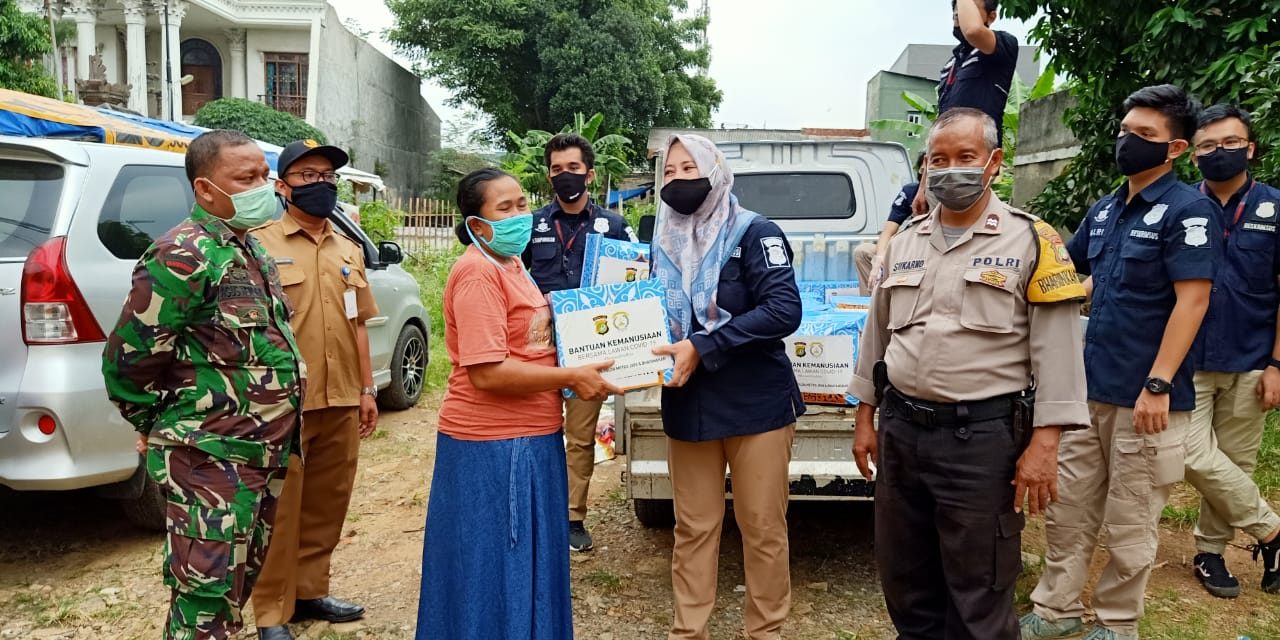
[361,385,378,396]
[1144,377,1173,395]
[1267,359,1280,371]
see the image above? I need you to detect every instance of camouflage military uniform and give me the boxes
[102,206,304,640]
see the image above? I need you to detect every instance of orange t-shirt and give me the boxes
[438,246,563,440]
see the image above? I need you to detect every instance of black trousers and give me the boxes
[874,397,1025,640]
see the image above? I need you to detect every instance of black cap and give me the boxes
[277,139,349,177]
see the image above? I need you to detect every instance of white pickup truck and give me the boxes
[624,139,913,527]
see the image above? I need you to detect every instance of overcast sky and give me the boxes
[327,0,1040,134]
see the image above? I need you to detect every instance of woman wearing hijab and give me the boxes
[415,168,620,640]
[650,135,805,640]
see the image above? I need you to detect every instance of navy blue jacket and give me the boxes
[661,217,806,442]
[523,199,633,294]
[889,183,920,226]
[938,31,1018,145]
[1066,171,1221,411]
[1191,178,1280,373]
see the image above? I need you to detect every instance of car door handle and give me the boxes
[365,316,388,328]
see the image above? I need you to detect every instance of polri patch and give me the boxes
[1143,204,1168,226]
[593,217,611,234]
[1183,217,1210,247]
[1258,202,1276,219]
[761,237,790,269]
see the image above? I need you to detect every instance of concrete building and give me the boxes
[17,0,439,194]
[866,42,1040,157]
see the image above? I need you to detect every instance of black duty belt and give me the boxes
[885,387,1026,429]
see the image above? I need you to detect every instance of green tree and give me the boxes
[1001,0,1280,228]
[193,98,327,147]
[0,0,58,98]
[386,0,721,150]
[502,112,633,200]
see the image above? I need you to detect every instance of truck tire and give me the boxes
[633,498,675,529]
[380,323,427,410]
[120,475,166,531]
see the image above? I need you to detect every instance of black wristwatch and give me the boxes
[1267,359,1280,371]
[1144,377,1173,395]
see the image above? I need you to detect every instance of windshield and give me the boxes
[732,172,856,220]
[0,159,64,259]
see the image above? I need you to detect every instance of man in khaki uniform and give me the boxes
[251,140,380,640]
[850,107,1090,640]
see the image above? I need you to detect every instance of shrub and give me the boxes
[357,200,403,244]
[193,98,327,147]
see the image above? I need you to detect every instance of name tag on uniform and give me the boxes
[344,289,358,320]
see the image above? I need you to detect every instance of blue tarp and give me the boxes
[606,185,653,208]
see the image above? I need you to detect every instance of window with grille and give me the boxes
[906,111,924,138]
[263,53,308,118]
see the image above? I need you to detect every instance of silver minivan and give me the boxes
[0,135,428,528]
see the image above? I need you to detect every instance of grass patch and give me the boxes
[586,568,625,594]
[605,486,627,507]
[1257,411,1280,498]
[403,246,464,394]
[317,632,358,640]
[1161,503,1200,528]
[1138,589,1212,639]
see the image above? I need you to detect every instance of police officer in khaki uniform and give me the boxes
[849,108,1090,640]
[251,140,380,640]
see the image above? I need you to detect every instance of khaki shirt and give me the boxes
[848,195,1090,428]
[254,214,379,411]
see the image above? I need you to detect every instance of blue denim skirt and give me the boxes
[415,430,573,640]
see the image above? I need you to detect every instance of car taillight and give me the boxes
[21,236,106,345]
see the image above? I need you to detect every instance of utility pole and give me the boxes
[44,0,63,98]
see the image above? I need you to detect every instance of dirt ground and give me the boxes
[1,395,1278,640]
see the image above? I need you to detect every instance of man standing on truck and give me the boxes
[522,132,634,552]
[854,151,926,294]
[102,130,304,640]
[1022,84,1219,640]
[913,0,1020,214]
[251,140,379,639]
[850,108,1089,639]
[1179,105,1280,599]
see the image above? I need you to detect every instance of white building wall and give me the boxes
[93,25,123,84]
[244,28,310,106]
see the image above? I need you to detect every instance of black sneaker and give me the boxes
[1194,552,1240,598]
[1254,538,1280,594]
[569,521,593,552]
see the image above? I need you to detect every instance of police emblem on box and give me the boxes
[810,341,824,357]
[594,315,610,335]
[612,311,630,331]
[794,341,807,358]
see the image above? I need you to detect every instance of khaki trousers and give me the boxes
[565,397,604,521]
[667,425,795,640]
[854,242,877,296]
[1187,371,1280,553]
[1032,402,1188,634]
[252,407,361,627]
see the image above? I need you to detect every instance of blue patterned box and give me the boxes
[796,279,860,306]
[784,309,868,406]
[580,234,652,287]
[551,279,674,398]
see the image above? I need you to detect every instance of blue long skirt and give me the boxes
[415,430,573,640]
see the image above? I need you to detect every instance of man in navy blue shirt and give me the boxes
[1023,85,1220,640]
[522,133,633,553]
[1182,104,1280,599]
[912,0,1019,214]
[855,151,926,294]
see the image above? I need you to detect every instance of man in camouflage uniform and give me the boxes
[103,130,304,640]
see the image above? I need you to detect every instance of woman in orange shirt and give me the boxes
[416,168,621,640]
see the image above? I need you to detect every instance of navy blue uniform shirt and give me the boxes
[938,31,1018,145]
[523,199,633,294]
[1191,178,1280,373]
[661,217,806,442]
[1066,171,1221,411]
[889,183,920,226]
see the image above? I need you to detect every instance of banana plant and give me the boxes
[501,112,633,201]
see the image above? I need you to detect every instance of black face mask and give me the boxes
[661,178,713,215]
[551,171,588,204]
[287,181,339,219]
[1115,133,1172,177]
[1197,147,1250,183]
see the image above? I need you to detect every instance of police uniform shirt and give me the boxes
[889,183,920,226]
[849,195,1090,429]
[938,30,1019,144]
[523,199,635,294]
[662,218,806,442]
[253,214,380,412]
[1191,178,1280,373]
[1065,171,1222,412]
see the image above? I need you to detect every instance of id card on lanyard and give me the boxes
[555,211,594,274]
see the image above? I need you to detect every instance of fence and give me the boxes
[390,197,460,256]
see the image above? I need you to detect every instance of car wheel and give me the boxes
[379,323,427,410]
[120,474,166,531]
[633,498,675,529]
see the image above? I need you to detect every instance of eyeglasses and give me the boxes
[1194,137,1250,156]
[285,169,339,184]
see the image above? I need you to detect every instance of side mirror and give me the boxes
[638,214,656,244]
[378,241,404,265]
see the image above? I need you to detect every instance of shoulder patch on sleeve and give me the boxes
[760,236,791,269]
[1027,220,1086,304]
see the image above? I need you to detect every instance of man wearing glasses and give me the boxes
[1183,105,1280,600]
[251,140,379,639]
